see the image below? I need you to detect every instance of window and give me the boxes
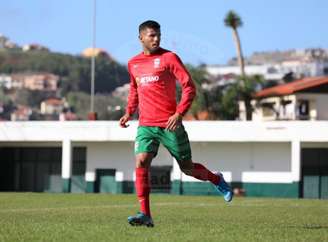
[297,100,309,120]
[261,102,276,117]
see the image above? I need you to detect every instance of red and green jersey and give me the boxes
[126,48,196,127]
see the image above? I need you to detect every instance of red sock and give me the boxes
[135,167,151,217]
[191,163,220,185]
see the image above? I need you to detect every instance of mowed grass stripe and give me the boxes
[0,199,325,213]
[0,194,327,242]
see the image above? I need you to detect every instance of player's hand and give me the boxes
[119,113,131,128]
[165,113,182,131]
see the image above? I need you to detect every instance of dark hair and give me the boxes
[139,20,160,33]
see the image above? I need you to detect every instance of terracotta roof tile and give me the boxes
[255,76,328,98]
[44,98,63,105]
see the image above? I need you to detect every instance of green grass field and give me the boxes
[0,193,327,242]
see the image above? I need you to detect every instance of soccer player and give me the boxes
[119,20,233,227]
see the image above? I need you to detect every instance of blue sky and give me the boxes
[1,0,327,65]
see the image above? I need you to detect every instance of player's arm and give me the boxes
[119,63,139,128]
[168,53,196,116]
[166,53,196,130]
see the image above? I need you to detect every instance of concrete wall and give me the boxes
[83,141,291,183]
[315,94,328,120]
[1,121,328,190]
[184,142,291,183]
[1,121,328,143]
[85,141,173,181]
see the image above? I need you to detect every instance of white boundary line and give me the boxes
[0,200,317,213]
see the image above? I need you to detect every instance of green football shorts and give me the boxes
[135,125,192,162]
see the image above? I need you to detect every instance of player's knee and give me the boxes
[178,159,194,176]
[179,162,193,176]
[181,168,193,176]
[181,169,192,176]
[136,158,148,168]
[136,153,152,168]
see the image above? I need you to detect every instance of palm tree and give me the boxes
[224,10,245,77]
[224,10,253,120]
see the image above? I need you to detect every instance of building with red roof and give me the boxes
[40,98,66,115]
[239,76,328,121]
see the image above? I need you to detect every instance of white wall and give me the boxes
[1,121,328,143]
[85,141,173,181]
[316,95,328,120]
[188,142,290,182]
[1,121,328,185]
[84,141,292,183]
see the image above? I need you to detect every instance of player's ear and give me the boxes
[139,34,144,44]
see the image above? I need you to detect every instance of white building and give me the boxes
[11,73,59,91]
[40,98,66,115]
[22,44,49,52]
[10,105,33,121]
[0,121,327,199]
[0,74,13,89]
[206,64,284,81]
[240,76,328,121]
[206,60,328,81]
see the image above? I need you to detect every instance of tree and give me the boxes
[185,65,208,118]
[219,84,239,120]
[15,89,54,108]
[224,10,253,120]
[66,91,125,120]
[0,87,11,104]
[224,10,245,77]
[237,75,264,119]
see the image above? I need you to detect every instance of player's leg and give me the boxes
[160,125,233,202]
[177,159,219,185]
[128,126,160,227]
[135,152,153,218]
[177,159,233,202]
[128,152,155,227]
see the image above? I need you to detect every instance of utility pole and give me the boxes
[88,0,97,120]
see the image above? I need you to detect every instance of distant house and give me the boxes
[0,34,19,49]
[206,48,328,82]
[0,74,13,89]
[81,47,114,61]
[239,76,328,121]
[11,73,59,91]
[10,105,32,121]
[59,108,78,121]
[40,98,66,115]
[22,44,49,52]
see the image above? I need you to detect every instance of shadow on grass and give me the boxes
[303,225,328,230]
[287,225,328,230]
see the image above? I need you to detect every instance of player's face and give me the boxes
[139,28,161,54]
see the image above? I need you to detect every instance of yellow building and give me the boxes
[81,47,113,60]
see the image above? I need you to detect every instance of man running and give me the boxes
[119,20,233,227]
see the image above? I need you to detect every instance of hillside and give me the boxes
[0,49,129,95]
